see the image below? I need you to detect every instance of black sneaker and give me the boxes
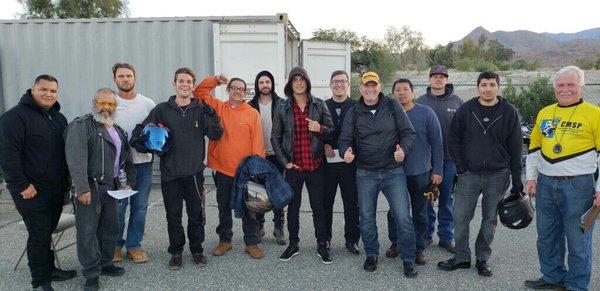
[317,244,333,264]
[437,258,471,271]
[345,241,360,255]
[476,260,492,277]
[363,256,378,272]
[403,261,418,278]
[83,277,99,291]
[523,278,563,289]
[100,264,125,277]
[33,282,55,291]
[169,254,182,270]
[279,244,300,261]
[50,268,77,281]
[192,253,207,267]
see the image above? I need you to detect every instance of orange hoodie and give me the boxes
[193,76,265,177]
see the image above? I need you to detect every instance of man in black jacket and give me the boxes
[0,75,76,291]
[322,70,360,255]
[271,67,334,263]
[338,71,418,277]
[65,88,136,291]
[438,71,523,277]
[130,68,223,270]
[248,70,286,245]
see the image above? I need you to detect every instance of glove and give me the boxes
[510,177,524,195]
[423,182,440,202]
[131,131,151,153]
[202,104,216,116]
[157,135,173,156]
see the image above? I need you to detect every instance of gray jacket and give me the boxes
[65,114,136,196]
[271,96,334,167]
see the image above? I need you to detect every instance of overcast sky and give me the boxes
[1,0,598,46]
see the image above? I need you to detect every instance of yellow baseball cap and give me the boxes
[361,71,380,85]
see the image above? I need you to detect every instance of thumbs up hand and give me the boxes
[394,145,405,162]
[344,147,355,164]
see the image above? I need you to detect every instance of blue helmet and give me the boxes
[142,123,171,154]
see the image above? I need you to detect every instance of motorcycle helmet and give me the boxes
[244,180,273,214]
[497,192,534,229]
[142,123,171,154]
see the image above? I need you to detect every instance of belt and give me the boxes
[545,174,589,180]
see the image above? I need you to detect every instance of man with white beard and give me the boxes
[65,88,136,291]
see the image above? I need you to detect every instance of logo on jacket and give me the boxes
[541,117,560,138]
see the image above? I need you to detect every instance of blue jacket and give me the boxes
[231,155,294,218]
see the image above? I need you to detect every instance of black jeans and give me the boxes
[213,171,260,246]
[257,155,285,230]
[12,189,63,287]
[285,165,327,245]
[74,181,119,280]
[323,161,360,243]
[161,174,205,255]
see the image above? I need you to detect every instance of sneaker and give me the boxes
[438,241,455,254]
[317,243,333,264]
[126,248,149,263]
[245,245,264,259]
[212,242,232,256]
[169,254,182,270]
[385,244,400,258]
[363,256,378,272]
[403,261,418,278]
[345,241,360,255]
[113,247,123,262]
[50,268,76,281]
[33,282,55,291]
[192,253,207,267]
[523,278,563,289]
[279,244,300,261]
[100,264,125,277]
[476,260,492,277]
[415,252,426,265]
[273,227,287,245]
[83,277,99,291]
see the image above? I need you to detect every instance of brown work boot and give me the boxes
[126,248,149,263]
[416,252,427,265]
[113,247,123,262]
[211,242,232,256]
[245,245,264,259]
[385,244,400,258]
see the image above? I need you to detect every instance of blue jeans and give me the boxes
[356,167,416,261]
[117,162,153,249]
[536,174,595,291]
[427,160,455,244]
[387,171,430,254]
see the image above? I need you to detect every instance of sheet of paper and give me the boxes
[326,149,344,163]
[107,189,138,200]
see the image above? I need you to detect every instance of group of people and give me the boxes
[0,62,598,291]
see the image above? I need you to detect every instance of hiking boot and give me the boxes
[168,254,182,270]
[438,241,455,254]
[113,247,123,262]
[100,265,125,277]
[126,248,149,263]
[273,227,286,245]
[211,242,232,256]
[192,253,207,267]
[403,261,418,278]
[385,244,400,258]
[415,252,426,265]
[245,245,264,259]
[363,256,378,272]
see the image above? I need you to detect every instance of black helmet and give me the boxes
[244,180,273,214]
[497,192,534,229]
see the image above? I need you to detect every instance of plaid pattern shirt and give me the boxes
[292,99,322,172]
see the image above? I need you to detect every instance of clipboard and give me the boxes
[580,205,600,232]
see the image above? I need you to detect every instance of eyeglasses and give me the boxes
[229,86,246,93]
[95,101,117,108]
[330,80,349,85]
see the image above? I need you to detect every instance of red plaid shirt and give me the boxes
[292,99,322,172]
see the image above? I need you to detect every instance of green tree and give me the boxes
[503,75,555,125]
[384,25,425,68]
[458,38,478,59]
[311,28,363,50]
[429,43,454,68]
[17,0,129,19]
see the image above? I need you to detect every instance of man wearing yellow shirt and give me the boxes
[524,66,600,291]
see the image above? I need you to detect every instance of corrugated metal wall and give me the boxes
[0,18,214,121]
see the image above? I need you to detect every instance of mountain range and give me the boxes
[456,27,600,68]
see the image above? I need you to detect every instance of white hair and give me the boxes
[93,87,116,100]
[553,65,585,87]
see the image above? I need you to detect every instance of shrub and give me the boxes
[503,75,555,125]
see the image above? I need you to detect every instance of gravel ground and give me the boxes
[0,180,599,290]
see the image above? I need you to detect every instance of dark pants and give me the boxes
[323,161,360,243]
[213,171,260,246]
[453,169,509,263]
[387,171,430,253]
[12,189,63,287]
[74,181,119,280]
[161,174,205,255]
[257,155,285,230]
[285,165,327,245]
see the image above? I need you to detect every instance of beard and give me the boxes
[92,109,116,126]
[117,84,134,93]
[259,87,272,96]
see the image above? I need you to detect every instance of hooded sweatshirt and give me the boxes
[416,83,463,160]
[193,77,266,177]
[249,70,283,156]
